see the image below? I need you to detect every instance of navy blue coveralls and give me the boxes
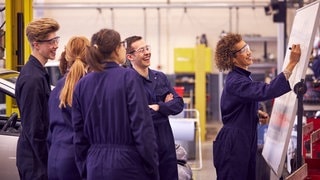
[15,56,51,180]
[311,55,320,79]
[72,62,159,180]
[47,77,81,180]
[213,67,291,180]
[137,68,184,180]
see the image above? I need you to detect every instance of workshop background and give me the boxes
[0,1,318,179]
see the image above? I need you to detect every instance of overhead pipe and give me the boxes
[229,7,232,32]
[32,2,270,10]
[157,7,161,70]
[143,8,147,39]
[236,7,239,33]
[110,8,114,29]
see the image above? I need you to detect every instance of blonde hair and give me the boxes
[26,17,60,43]
[59,36,90,108]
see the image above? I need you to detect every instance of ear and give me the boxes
[32,41,39,48]
[231,56,237,64]
[126,53,133,61]
[32,41,41,51]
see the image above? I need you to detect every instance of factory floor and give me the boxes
[183,120,223,180]
[188,120,283,180]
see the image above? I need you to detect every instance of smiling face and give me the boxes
[126,39,151,70]
[32,32,59,65]
[232,40,253,70]
[26,18,60,66]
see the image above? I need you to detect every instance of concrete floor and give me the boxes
[187,120,273,180]
[181,120,223,180]
[191,141,216,180]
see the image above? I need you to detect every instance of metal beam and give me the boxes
[32,2,270,9]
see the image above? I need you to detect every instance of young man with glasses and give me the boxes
[15,17,60,180]
[213,33,301,180]
[125,36,184,180]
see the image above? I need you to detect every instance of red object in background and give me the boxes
[305,159,320,179]
[174,86,185,97]
[303,122,314,159]
[307,118,320,133]
[312,143,320,159]
[304,119,320,179]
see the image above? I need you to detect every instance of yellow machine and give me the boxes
[4,0,32,117]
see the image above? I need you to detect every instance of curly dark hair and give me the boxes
[215,33,242,71]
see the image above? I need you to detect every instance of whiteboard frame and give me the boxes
[262,0,320,177]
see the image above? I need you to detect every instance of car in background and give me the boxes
[45,60,62,86]
[0,66,60,179]
[0,68,20,179]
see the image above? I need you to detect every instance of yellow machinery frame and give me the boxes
[4,0,32,116]
[195,44,207,141]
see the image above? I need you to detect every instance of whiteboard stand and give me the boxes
[293,79,307,170]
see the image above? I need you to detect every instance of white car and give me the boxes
[0,67,59,179]
[0,68,20,179]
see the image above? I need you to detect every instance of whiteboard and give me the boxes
[262,1,320,177]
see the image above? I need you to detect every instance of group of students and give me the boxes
[14,16,304,180]
[15,17,184,180]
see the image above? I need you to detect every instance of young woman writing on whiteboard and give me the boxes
[213,33,301,180]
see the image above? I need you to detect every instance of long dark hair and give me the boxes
[86,28,121,72]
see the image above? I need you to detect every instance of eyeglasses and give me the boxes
[120,41,127,49]
[233,44,250,55]
[37,36,60,45]
[129,45,151,54]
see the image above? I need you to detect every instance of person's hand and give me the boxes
[289,44,301,66]
[286,44,301,72]
[258,110,269,125]
[283,44,301,79]
[164,93,173,102]
[149,104,159,111]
